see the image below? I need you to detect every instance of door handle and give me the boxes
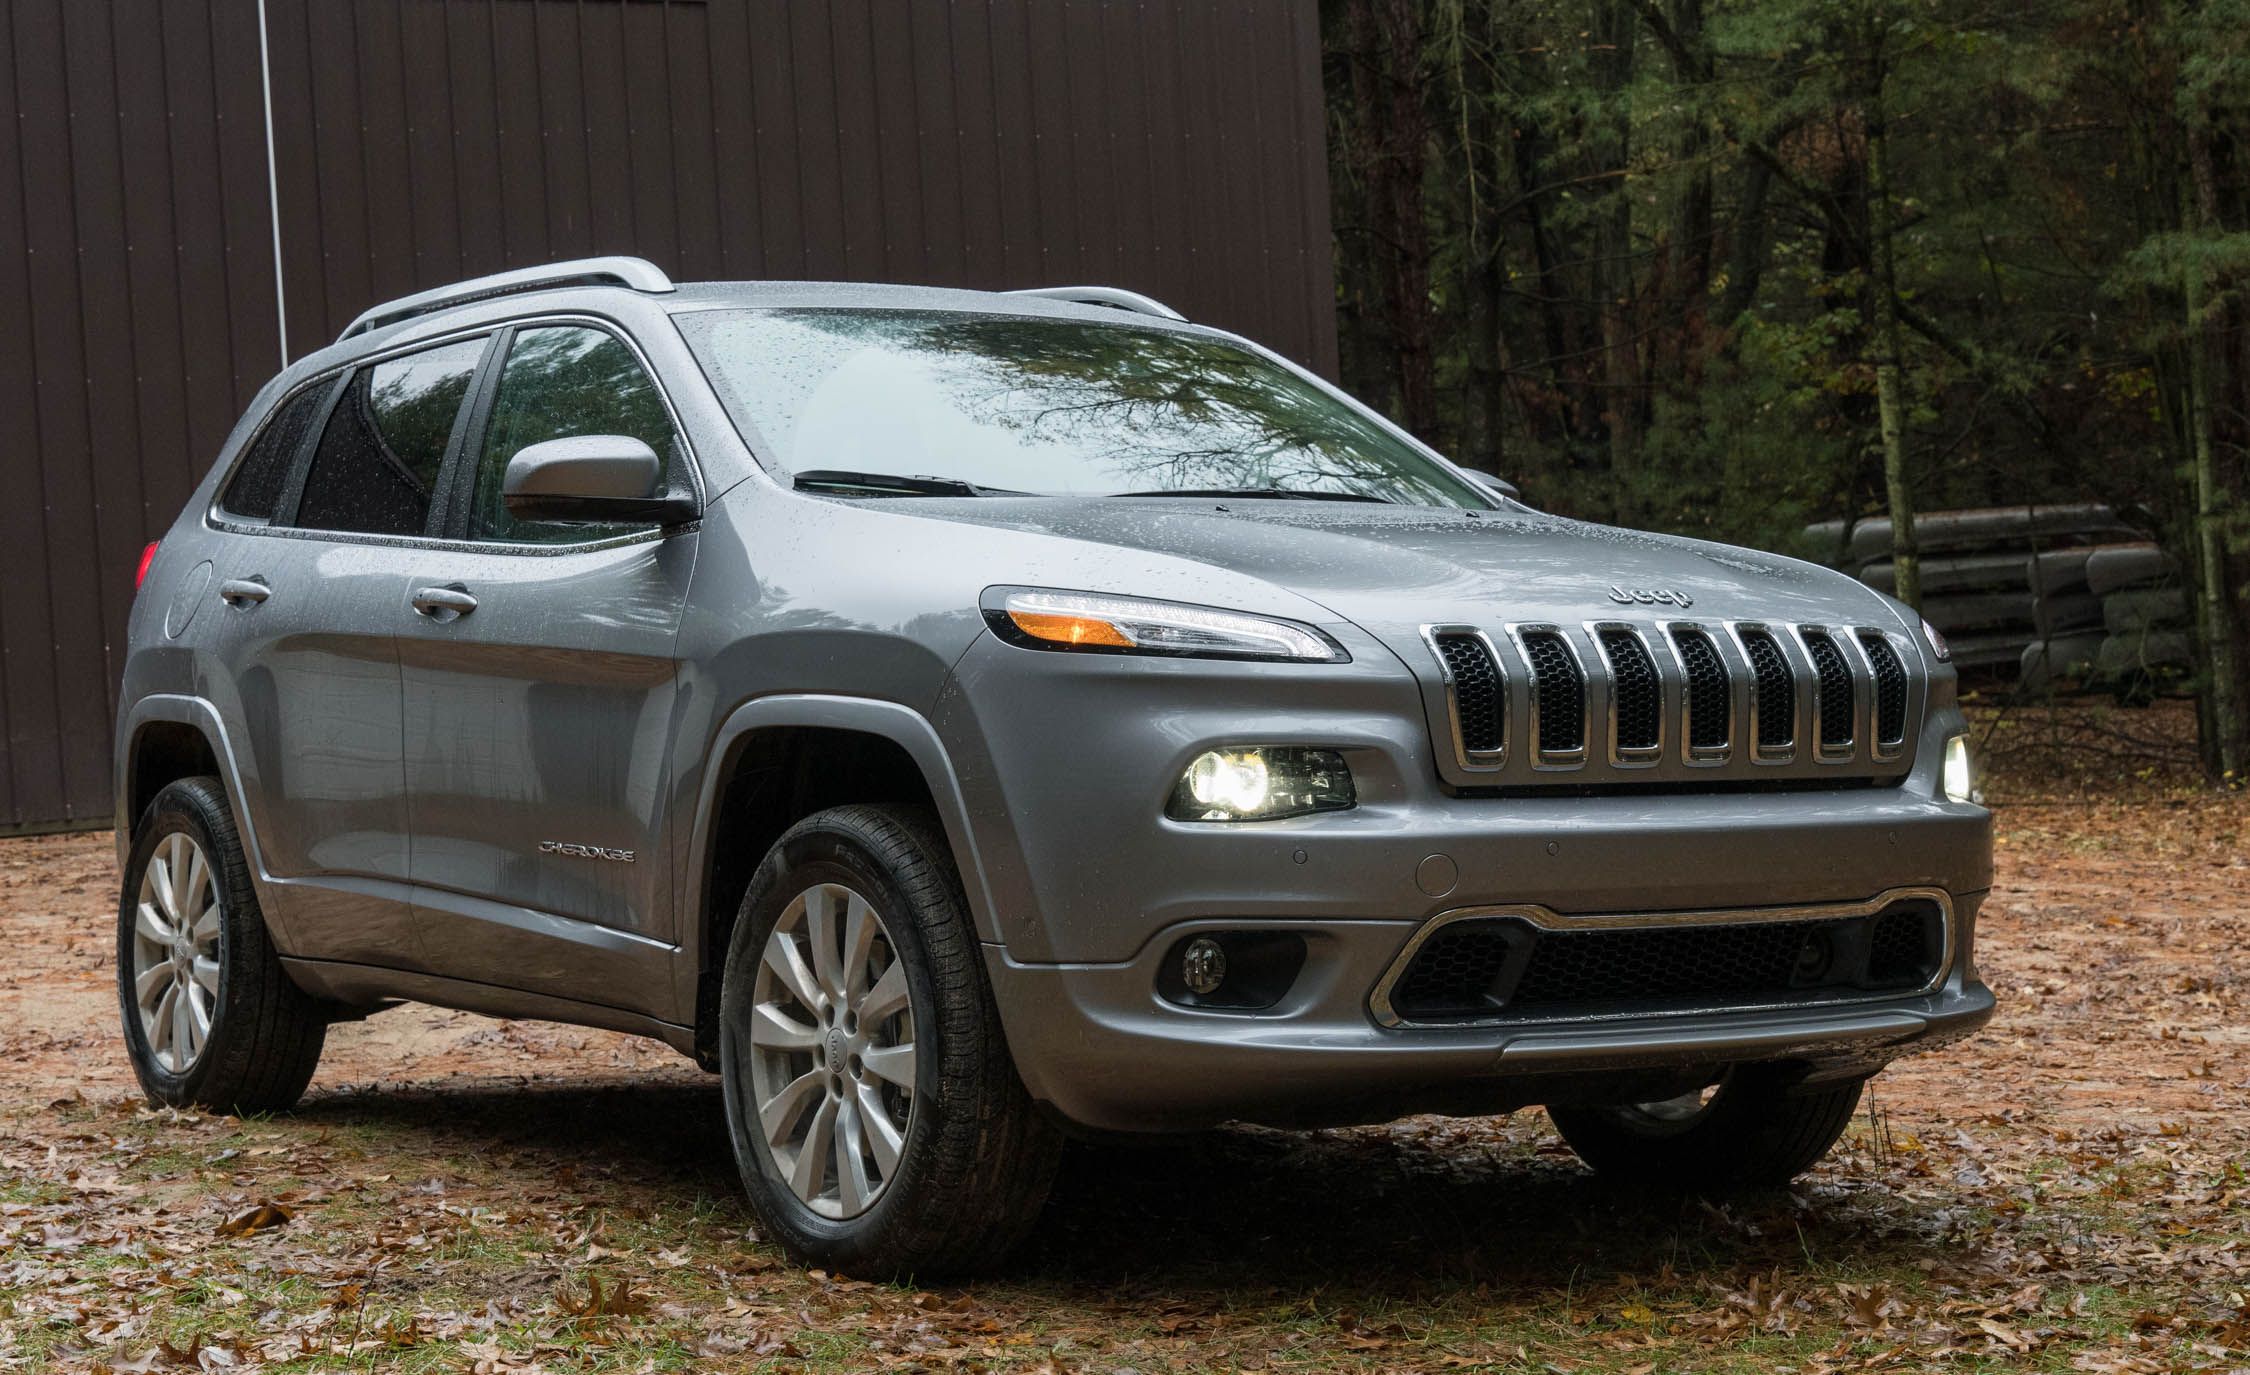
[410,584,478,621]
[217,577,270,607]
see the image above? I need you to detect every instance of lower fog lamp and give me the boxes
[1167,746,1355,822]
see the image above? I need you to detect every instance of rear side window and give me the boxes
[219,384,327,521]
[465,325,681,544]
[293,338,484,537]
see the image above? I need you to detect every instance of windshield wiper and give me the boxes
[791,469,1025,498]
[1113,486,1393,503]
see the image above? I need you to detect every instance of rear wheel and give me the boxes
[1548,1069,1865,1189]
[116,777,327,1113]
[718,805,1059,1277]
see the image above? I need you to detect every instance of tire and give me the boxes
[1548,1068,1864,1190]
[717,804,1060,1277]
[116,776,327,1113]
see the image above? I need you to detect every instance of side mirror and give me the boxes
[1461,468,1521,503]
[501,435,696,524]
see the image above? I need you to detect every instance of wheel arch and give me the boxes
[116,698,251,866]
[680,695,1000,1065]
[114,695,298,955]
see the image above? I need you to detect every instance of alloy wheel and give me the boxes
[131,831,222,1074]
[745,882,917,1219]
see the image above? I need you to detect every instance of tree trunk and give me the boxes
[2185,117,2244,780]
[1866,63,1919,609]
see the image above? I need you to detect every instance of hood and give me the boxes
[896,497,1906,643]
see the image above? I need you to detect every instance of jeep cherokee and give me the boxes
[114,257,1994,1275]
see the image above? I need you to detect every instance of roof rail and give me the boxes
[1006,285,1186,322]
[337,256,676,343]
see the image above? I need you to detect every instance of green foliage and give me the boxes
[1327,0,2250,772]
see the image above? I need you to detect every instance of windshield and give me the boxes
[675,308,1486,506]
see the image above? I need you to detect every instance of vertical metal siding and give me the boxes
[1,0,1335,834]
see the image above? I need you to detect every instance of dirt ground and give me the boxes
[2,701,2245,1373]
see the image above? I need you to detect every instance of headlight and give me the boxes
[1942,733,1977,803]
[1922,617,1951,662]
[984,588,1346,663]
[1167,747,1355,821]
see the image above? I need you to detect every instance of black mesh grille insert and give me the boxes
[1432,633,1505,756]
[1804,631,1856,749]
[1673,628,1731,751]
[1740,630,1795,749]
[1390,924,1516,1019]
[1521,631,1585,755]
[1867,904,1939,984]
[1859,632,1909,744]
[1599,630,1661,753]
[1387,900,1946,1021]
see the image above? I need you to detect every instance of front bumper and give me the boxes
[985,893,1993,1133]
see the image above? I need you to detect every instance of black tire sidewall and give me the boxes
[1552,1070,1865,1188]
[116,781,242,1106]
[718,814,953,1265]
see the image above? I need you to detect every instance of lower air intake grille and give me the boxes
[1804,631,1856,750]
[1432,633,1505,756]
[1860,632,1909,745]
[1599,630,1661,753]
[1740,630,1795,750]
[1389,923,1518,1019]
[1672,628,1731,751]
[1385,900,1946,1022]
[1520,631,1585,756]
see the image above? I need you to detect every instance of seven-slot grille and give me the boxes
[1425,621,1918,778]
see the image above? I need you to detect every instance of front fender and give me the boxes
[671,693,1001,1020]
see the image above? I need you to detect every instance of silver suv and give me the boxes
[115,258,1993,1274]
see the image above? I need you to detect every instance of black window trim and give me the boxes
[204,312,703,556]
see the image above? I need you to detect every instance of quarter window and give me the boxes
[220,384,328,522]
[466,325,681,544]
[293,338,484,537]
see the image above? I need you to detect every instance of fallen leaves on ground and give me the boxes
[0,702,2243,1372]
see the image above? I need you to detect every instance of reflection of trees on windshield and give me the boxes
[770,311,1477,505]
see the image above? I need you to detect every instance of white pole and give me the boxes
[255,0,289,365]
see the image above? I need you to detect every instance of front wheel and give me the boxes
[717,805,1060,1277]
[1548,1069,1865,1190]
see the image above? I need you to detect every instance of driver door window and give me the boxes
[466,325,683,545]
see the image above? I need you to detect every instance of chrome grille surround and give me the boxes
[1420,625,1508,771]
[1855,629,1912,761]
[1507,625,1593,770]
[1792,625,1865,765]
[1419,618,1923,785]
[1665,622,1736,764]
[1729,623,1800,764]
[1588,622,1665,768]
[1368,885,1957,1029]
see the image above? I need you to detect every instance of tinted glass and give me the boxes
[466,326,680,544]
[677,309,1484,506]
[294,338,483,537]
[220,383,328,521]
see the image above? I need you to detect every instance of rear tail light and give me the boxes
[135,541,160,590]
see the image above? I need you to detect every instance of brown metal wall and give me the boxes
[1,0,1335,835]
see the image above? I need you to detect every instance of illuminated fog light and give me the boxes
[1180,938,1228,996]
[1168,747,1355,822]
[1188,750,1272,814]
[1942,733,1977,803]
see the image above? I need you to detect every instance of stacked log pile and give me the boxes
[1802,505,2191,692]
